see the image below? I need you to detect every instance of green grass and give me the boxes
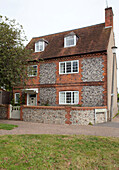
[0,124,18,130]
[0,135,119,169]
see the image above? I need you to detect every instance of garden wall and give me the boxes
[0,104,8,119]
[21,106,107,125]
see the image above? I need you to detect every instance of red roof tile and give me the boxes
[26,23,111,61]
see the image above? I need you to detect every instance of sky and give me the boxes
[0,0,119,91]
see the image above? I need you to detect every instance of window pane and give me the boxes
[28,66,37,76]
[36,43,39,51]
[60,63,65,73]
[73,92,78,104]
[73,61,78,72]
[60,92,65,104]
[66,36,74,46]
[32,66,37,76]
[66,62,71,73]
[66,92,71,103]
[39,41,43,51]
[15,93,20,103]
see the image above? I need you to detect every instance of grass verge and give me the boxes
[0,124,18,130]
[0,134,119,169]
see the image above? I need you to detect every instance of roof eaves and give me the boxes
[38,50,107,60]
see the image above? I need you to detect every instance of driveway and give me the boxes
[0,117,119,137]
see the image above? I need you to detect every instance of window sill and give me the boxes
[28,75,37,78]
[64,45,76,48]
[59,72,79,75]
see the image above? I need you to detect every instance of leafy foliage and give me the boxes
[0,16,31,91]
[117,93,119,102]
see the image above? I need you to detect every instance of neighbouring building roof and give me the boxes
[26,23,112,61]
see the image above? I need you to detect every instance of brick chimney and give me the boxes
[105,7,113,28]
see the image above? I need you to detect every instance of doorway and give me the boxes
[27,94,37,106]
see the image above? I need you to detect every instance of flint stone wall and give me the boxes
[40,63,56,84]
[82,86,104,107]
[39,88,56,105]
[22,106,107,125]
[81,57,104,82]
[96,112,105,123]
[70,110,94,125]
[23,108,66,124]
[0,105,7,119]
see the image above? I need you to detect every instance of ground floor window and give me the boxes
[59,91,79,104]
[15,93,20,104]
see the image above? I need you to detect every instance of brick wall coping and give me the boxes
[22,105,107,110]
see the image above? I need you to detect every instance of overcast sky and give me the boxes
[0,0,119,91]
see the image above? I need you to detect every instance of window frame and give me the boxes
[15,93,20,104]
[35,41,45,52]
[64,35,76,48]
[28,65,38,77]
[59,60,79,74]
[59,91,79,105]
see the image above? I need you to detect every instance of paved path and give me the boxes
[94,115,119,128]
[0,117,119,137]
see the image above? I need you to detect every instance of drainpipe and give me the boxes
[110,46,117,121]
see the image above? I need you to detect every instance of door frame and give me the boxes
[27,93,37,106]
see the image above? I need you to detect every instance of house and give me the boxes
[13,7,118,123]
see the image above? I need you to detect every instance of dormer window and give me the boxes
[35,39,48,52]
[64,32,77,48]
[35,41,45,52]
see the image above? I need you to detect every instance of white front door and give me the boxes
[27,94,37,106]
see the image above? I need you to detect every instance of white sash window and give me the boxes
[59,91,79,104]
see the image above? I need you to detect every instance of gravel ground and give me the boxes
[0,117,119,137]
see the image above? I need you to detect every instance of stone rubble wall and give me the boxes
[81,57,104,82]
[22,106,107,125]
[81,86,104,107]
[96,112,105,123]
[0,105,7,119]
[23,108,66,124]
[40,63,56,84]
[70,110,94,125]
[39,88,56,106]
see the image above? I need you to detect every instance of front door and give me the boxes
[29,94,37,106]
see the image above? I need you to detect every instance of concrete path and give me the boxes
[94,115,119,128]
[0,117,119,137]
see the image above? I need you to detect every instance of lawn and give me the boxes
[0,124,18,130]
[0,135,119,169]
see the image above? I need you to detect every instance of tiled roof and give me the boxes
[26,23,111,61]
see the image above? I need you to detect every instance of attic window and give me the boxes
[64,35,77,48]
[35,41,45,52]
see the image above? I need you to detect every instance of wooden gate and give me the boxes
[10,105,20,119]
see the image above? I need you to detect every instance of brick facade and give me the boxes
[13,53,107,107]
[105,7,113,28]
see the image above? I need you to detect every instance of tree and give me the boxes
[0,16,31,91]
